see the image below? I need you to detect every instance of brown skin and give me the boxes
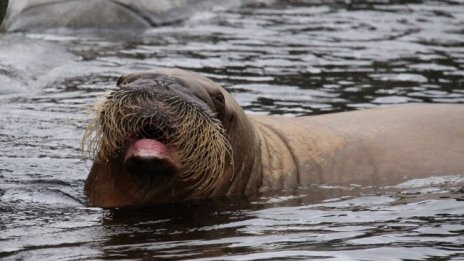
[84,68,464,208]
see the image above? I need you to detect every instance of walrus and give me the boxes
[82,68,464,208]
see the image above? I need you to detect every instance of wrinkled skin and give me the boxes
[84,68,464,208]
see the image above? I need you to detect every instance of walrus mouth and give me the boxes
[124,135,181,178]
[82,77,232,194]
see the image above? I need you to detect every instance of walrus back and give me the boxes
[251,104,464,187]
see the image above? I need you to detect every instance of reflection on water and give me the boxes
[0,0,463,260]
[2,179,464,260]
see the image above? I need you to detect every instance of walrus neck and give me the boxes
[223,112,305,196]
[218,111,262,196]
[223,112,303,196]
[252,119,300,192]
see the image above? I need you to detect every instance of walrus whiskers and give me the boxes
[82,88,233,195]
[168,98,233,192]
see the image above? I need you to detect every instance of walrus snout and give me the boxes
[124,139,181,176]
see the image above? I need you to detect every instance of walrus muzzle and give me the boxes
[82,75,232,201]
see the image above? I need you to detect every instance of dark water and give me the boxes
[1,1,464,260]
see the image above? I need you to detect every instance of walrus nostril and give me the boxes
[124,156,177,176]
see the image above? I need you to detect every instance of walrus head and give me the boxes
[82,68,259,208]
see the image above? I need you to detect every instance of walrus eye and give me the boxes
[212,92,224,104]
[211,92,225,120]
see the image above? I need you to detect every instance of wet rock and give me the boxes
[2,0,232,32]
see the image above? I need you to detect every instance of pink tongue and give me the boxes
[125,139,171,160]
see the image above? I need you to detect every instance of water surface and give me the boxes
[1,1,464,260]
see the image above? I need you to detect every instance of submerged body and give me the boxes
[83,68,464,208]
